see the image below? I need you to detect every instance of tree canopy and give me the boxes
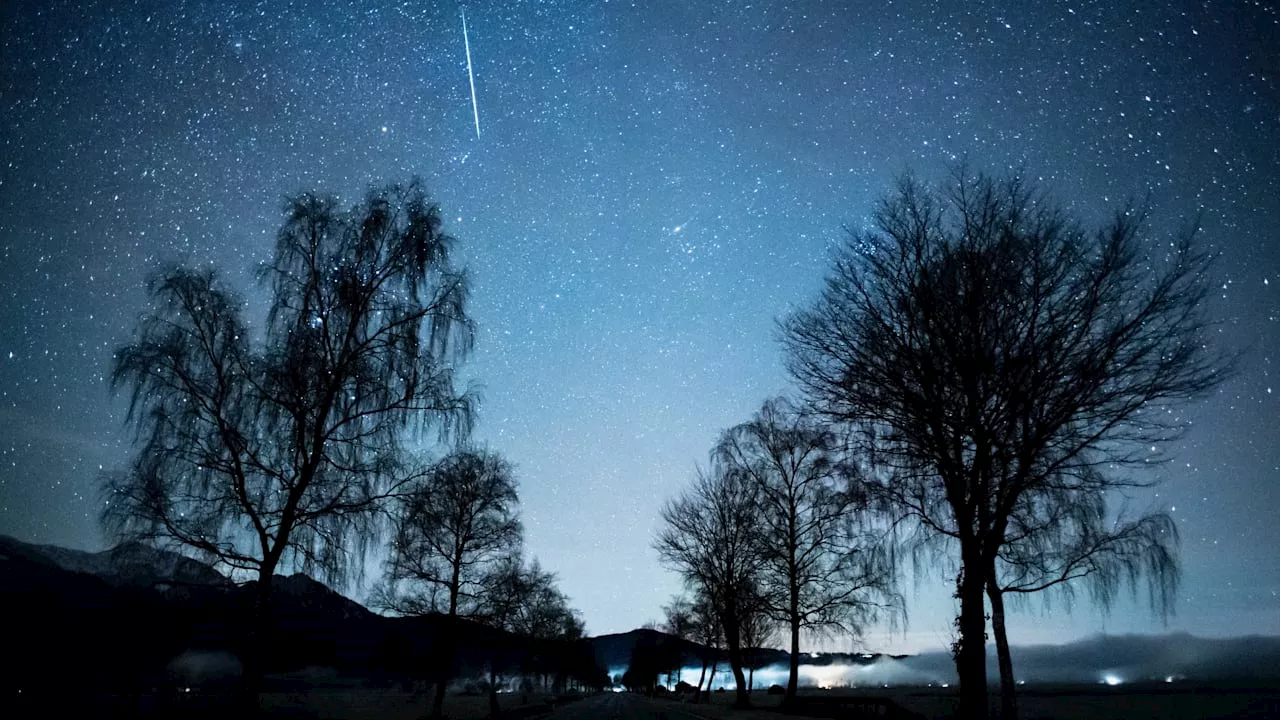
[104,180,473,589]
[781,167,1229,718]
[716,396,898,704]
[103,179,476,707]
[655,463,762,708]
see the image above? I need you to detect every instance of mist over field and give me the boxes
[627,634,1280,691]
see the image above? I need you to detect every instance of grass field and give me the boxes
[10,679,1277,719]
[674,681,1280,720]
[260,690,560,720]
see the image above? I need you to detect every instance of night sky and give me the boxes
[2,0,1277,654]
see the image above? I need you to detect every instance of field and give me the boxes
[670,681,1280,720]
[261,689,561,720]
[5,680,571,720]
[10,677,1280,719]
[188,680,1280,719]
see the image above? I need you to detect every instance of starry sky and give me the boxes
[1,0,1277,654]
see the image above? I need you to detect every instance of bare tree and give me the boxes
[381,449,521,718]
[781,168,1228,718]
[736,580,776,695]
[716,396,899,705]
[662,594,697,689]
[476,551,526,715]
[690,589,723,700]
[662,594,697,642]
[667,590,722,701]
[509,559,584,694]
[987,475,1179,717]
[655,464,762,709]
[102,180,474,705]
[478,554,576,714]
[623,633,679,694]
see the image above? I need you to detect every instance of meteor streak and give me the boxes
[462,8,480,138]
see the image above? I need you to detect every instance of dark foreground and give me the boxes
[545,692,705,719]
[5,681,1280,719]
[677,682,1280,720]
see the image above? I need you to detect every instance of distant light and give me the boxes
[1103,674,1122,686]
[941,683,949,688]
[810,652,820,658]
[1165,675,1175,683]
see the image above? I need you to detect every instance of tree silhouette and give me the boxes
[478,554,580,714]
[655,463,762,709]
[781,168,1229,718]
[690,590,724,700]
[662,594,697,645]
[736,579,776,695]
[380,449,521,718]
[662,594,697,689]
[988,473,1179,718]
[508,559,585,694]
[665,590,722,701]
[622,638,668,693]
[715,396,899,705]
[102,180,474,708]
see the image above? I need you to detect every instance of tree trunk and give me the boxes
[488,663,501,718]
[695,657,708,702]
[240,565,276,717]
[433,568,463,719]
[432,664,448,718]
[784,615,801,707]
[988,580,1017,720]
[748,665,755,694]
[723,613,751,709]
[955,564,989,719]
[704,659,718,702]
[432,614,455,719]
[727,654,749,709]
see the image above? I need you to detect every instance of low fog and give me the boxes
[628,634,1280,690]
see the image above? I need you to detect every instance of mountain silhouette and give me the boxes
[5,534,1276,713]
[0,534,230,589]
[0,534,604,709]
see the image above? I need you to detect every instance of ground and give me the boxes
[271,684,1279,720]
[12,680,1278,718]
[625,683,1280,720]
[260,689,566,720]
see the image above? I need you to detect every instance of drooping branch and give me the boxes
[781,166,1230,719]
[103,179,476,596]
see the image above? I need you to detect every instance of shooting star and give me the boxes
[462,8,480,138]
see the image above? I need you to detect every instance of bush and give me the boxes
[767,684,785,695]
